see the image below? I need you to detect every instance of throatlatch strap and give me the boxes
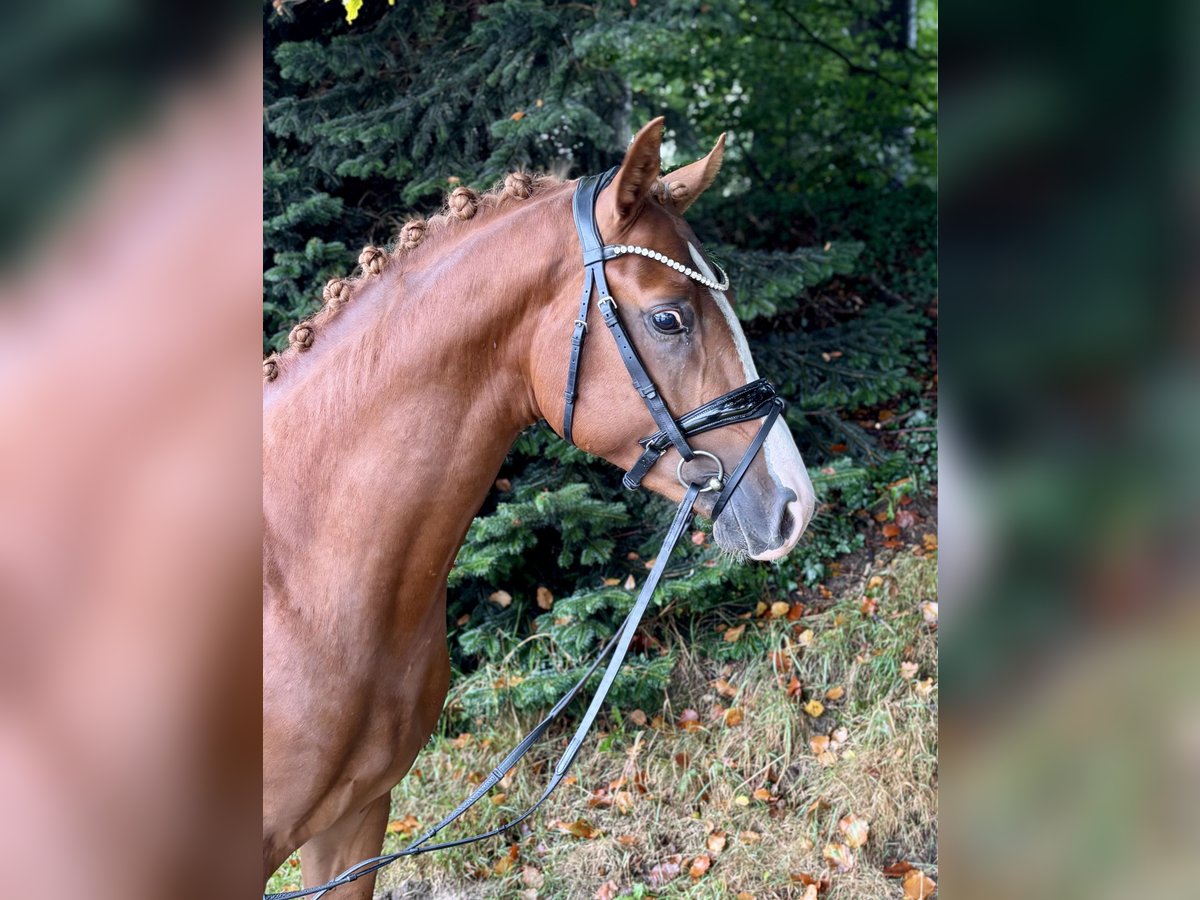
[263,484,704,900]
[563,168,618,446]
[562,266,593,445]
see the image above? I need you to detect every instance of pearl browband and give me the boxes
[607,244,730,292]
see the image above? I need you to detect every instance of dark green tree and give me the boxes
[264,0,937,719]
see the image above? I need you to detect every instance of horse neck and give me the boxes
[264,198,575,616]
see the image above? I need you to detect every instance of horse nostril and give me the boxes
[775,488,798,542]
[778,507,795,542]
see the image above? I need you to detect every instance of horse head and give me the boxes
[533,119,815,560]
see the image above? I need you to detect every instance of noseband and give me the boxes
[563,167,784,520]
[265,170,788,900]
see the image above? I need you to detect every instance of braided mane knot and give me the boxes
[263,356,279,382]
[323,278,351,308]
[289,323,315,352]
[448,186,479,220]
[398,219,426,250]
[654,179,690,205]
[503,171,534,200]
[358,245,386,276]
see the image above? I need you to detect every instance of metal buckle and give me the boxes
[677,450,724,493]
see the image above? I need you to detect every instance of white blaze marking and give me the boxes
[687,243,816,530]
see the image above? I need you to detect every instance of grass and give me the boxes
[268,548,938,899]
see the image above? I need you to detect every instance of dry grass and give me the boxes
[268,549,938,899]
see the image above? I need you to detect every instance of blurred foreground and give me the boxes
[0,18,261,900]
[942,0,1199,895]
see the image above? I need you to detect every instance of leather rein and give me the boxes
[264,168,784,900]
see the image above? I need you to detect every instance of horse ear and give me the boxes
[662,132,726,214]
[608,117,665,222]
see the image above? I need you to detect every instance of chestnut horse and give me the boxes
[263,119,816,897]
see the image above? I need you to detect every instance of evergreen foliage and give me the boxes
[264,0,937,723]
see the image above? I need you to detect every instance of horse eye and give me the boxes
[651,309,685,334]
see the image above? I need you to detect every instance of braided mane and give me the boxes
[263,171,692,385]
[263,172,556,384]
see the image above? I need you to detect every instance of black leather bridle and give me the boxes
[564,167,785,520]
[264,170,785,900]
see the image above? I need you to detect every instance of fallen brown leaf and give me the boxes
[753,787,772,801]
[882,523,901,538]
[677,709,702,732]
[723,624,746,643]
[825,685,845,701]
[706,831,727,854]
[900,661,919,680]
[838,814,870,849]
[536,586,554,610]
[822,842,855,872]
[488,590,512,608]
[386,814,419,835]
[521,865,544,888]
[689,854,712,879]
[903,869,937,899]
[714,678,738,698]
[613,791,634,815]
[552,818,600,839]
[770,601,790,618]
[724,707,744,727]
[494,478,512,492]
[594,880,619,900]
[810,735,830,754]
[616,834,638,847]
[883,861,917,878]
[803,698,825,718]
[786,675,803,698]
[738,830,761,844]
[646,855,683,888]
